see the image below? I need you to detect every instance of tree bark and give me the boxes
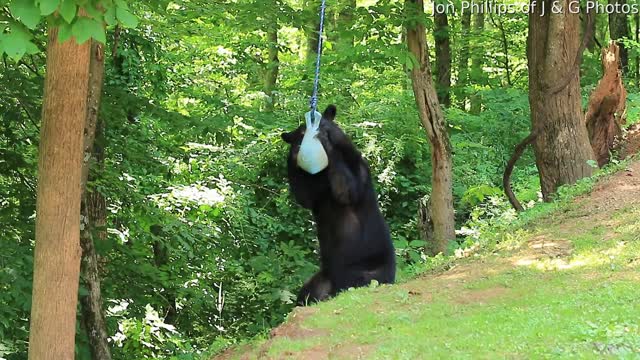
[608,0,630,72]
[527,0,596,200]
[264,23,279,111]
[470,1,485,114]
[406,0,456,255]
[457,9,471,107]
[434,6,451,106]
[635,14,640,87]
[79,40,112,360]
[28,25,91,360]
[305,0,321,62]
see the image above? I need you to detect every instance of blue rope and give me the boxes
[309,0,327,117]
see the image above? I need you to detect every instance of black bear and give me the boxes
[281,104,396,305]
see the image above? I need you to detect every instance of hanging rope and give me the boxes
[309,0,327,115]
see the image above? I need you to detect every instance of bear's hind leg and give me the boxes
[296,271,332,306]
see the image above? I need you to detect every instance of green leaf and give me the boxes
[409,240,427,247]
[87,17,106,44]
[104,5,117,26]
[57,22,72,43]
[71,17,104,44]
[10,0,41,29]
[3,32,27,60]
[71,17,93,44]
[58,0,77,23]
[83,3,103,20]
[39,0,60,16]
[1,24,33,60]
[116,6,138,28]
[25,41,39,54]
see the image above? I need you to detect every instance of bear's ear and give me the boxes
[322,104,337,122]
[281,126,304,144]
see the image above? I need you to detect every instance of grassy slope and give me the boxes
[217,161,640,360]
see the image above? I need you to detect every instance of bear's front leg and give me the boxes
[317,129,364,205]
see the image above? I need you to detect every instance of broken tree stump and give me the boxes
[585,41,627,167]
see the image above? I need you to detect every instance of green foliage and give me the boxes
[0,0,138,61]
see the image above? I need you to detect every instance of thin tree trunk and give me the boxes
[527,0,596,200]
[305,0,320,62]
[150,225,177,324]
[79,40,112,360]
[635,14,640,88]
[434,6,451,106]
[264,23,279,111]
[489,13,511,86]
[608,0,630,72]
[470,0,485,114]
[406,0,456,255]
[28,25,91,360]
[338,0,355,46]
[503,131,538,211]
[457,9,471,107]
[305,0,321,98]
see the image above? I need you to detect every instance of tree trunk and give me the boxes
[338,0,355,48]
[503,131,538,212]
[489,13,511,86]
[585,42,627,167]
[305,0,321,62]
[79,40,112,360]
[28,25,91,360]
[304,0,321,98]
[470,1,485,114]
[150,225,177,324]
[264,23,279,111]
[434,7,451,106]
[406,0,456,255]
[527,0,596,200]
[608,0,630,72]
[457,9,471,108]
[635,13,639,86]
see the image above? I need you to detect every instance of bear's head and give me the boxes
[281,104,337,159]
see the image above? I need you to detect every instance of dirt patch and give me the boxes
[329,343,374,359]
[212,344,251,360]
[279,345,329,360]
[575,161,640,215]
[434,258,509,283]
[268,307,326,340]
[620,124,640,159]
[533,161,640,241]
[510,237,574,269]
[454,286,509,305]
[526,237,573,258]
[250,307,329,360]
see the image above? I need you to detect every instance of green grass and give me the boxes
[216,163,640,360]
